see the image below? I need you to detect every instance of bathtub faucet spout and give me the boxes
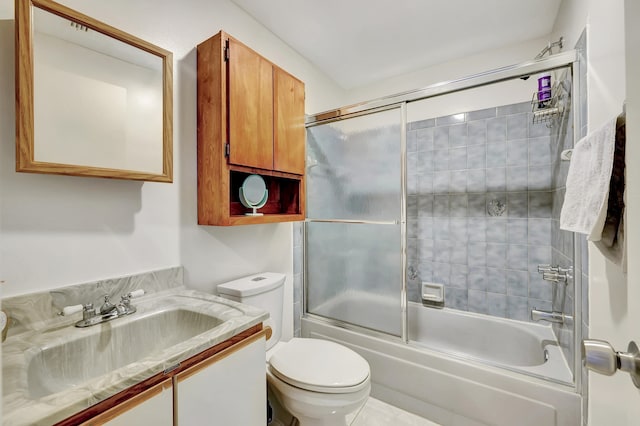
[531,308,573,325]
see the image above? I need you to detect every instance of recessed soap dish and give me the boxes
[422,282,444,308]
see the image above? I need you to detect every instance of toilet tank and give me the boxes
[217,272,285,350]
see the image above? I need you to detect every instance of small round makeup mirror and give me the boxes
[239,174,268,216]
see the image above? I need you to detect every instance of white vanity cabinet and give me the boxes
[68,327,267,426]
[82,379,173,426]
[175,332,266,425]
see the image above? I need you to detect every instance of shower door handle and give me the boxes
[582,339,640,388]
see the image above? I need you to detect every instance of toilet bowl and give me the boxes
[267,338,370,426]
[217,273,371,426]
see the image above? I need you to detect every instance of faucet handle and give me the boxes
[537,264,558,274]
[128,289,145,299]
[120,289,145,304]
[60,302,95,317]
[61,304,84,316]
[543,272,559,282]
[117,290,144,314]
[119,294,133,309]
[543,271,568,283]
[82,303,96,320]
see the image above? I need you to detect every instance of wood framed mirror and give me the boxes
[15,0,173,182]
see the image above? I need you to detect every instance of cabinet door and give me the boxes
[81,379,173,426]
[274,67,305,174]
[175,334,266,426]
[228,38,274,170]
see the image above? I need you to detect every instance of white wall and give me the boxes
[586,0,635,420]
[339,36,555,112]
[552,0,635,425]
[550,0,588,49]
[0,0,345,342]
[403,77,538,124]
[34,32,164,173]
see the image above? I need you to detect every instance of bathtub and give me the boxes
[302,293,581,426]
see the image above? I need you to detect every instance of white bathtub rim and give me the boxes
[302,312,574,389]
[302,317,581,426]
[309,292,573,380]
[411,338,573,385]
[408,301,554,334]
[407,301,574,384]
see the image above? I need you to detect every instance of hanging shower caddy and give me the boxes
[531,81,564,124]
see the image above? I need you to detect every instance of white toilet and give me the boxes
[217,273,371,426]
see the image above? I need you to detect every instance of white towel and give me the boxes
[560,117,617,238]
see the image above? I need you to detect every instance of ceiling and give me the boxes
[231,0,563,90]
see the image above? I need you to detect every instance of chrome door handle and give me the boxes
[582,339,640,388]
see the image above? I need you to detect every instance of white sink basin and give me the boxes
[26,308,224,399]
[2,288,268,426]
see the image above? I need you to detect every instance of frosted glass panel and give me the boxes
[306,108,402,221]
[306,222,402,336]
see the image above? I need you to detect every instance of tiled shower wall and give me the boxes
[406,101,564,322]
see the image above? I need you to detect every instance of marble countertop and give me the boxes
[2,287,268,426]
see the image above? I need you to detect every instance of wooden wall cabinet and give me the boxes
[197,31,306,226]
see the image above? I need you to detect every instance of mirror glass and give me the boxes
[16,0,173,181]
[33,8,163,173]
[241,174,267,205]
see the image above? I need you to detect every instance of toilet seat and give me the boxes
[268,338,370,394]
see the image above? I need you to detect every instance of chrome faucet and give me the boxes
[61,290,145,328]
[531,307,573,325]
[99,295,117,316]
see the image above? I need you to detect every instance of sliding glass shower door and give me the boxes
[305,107,404,336]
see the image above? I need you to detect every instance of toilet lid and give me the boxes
[268,338,370,393]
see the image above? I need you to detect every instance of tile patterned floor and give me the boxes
[347,397,439,426]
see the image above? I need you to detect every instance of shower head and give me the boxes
[534,37,564,60]
[519,37,564,81]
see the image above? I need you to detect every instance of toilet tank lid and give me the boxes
[217,272,285,297]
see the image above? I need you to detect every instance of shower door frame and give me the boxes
[304,103,408,339]
[303,49,582,391]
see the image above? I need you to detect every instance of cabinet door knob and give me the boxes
[582,339,640,388]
